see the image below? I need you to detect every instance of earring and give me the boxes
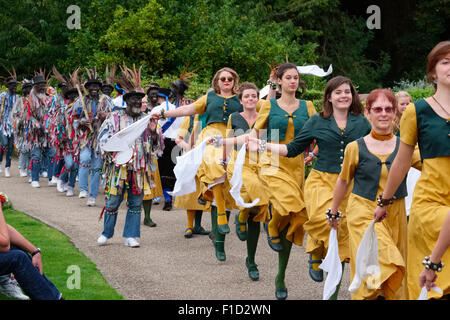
[434,79,438,84]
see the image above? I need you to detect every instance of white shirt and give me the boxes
[157,101,184,140]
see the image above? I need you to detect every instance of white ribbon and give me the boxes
[319,228,342,300]
[229,145,260,208]
[348,221,381,293]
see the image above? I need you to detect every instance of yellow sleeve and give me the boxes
[339,141,359,184]
[253,99,271,131]
[410,144,422,171]
[177,116,191,138]
[256,99,264,112]
[400,103,418,147]
[306,100,317,117]
[193,95,208,114]
[226,115,234,138]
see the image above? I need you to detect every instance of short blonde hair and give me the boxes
[211,67,239,94]
[395,91,412,102]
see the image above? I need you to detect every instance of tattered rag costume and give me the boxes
[98,109,162,239]
[19,86,52,182]
[69,92,113,199]
[0,91,19,170]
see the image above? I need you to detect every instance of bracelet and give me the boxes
[422,256,444,272]
[31,248,41,257]
[159,108,166,120]
[258,139,267,153]
[325,208,342,222]
[376,193,394,207]
[211,135,223,148]
[308,152,317,158]
[266,80,277,90]
[219,158,227,166]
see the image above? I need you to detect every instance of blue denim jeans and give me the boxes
[59,154,78,188]
[18,150,31,171]
[78,147,103,198]
[102,187,144,239]
[44,147,57,179]
[0,132,14,168]
[30,146,56,182]
[0,245,61,300]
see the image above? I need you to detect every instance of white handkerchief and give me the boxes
[229,145,259,208]
[349,221,380,293]
[297,64,333,77]
[319,228,342,300]
[170,138,209,197]
[101,114,152,153]
[417,286,443,300]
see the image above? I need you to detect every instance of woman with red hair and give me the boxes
[374,41,450,299]
[329,88,421,299]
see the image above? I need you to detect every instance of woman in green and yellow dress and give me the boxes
[261,76,371,296]
[248,63,316,300]
[374,41,450,299]
[174,114,210,238]
[330,89,422,300]
[214,82,270,281]
[153,67,240,261]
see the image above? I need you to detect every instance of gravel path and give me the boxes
[1,158,351,300]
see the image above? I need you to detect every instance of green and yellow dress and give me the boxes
[253,98,316,246]
[225,112,269,222]
[400,99,450,299]
[339,137,421,300]
[286,113,371,261]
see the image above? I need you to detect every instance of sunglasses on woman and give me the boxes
[370,106,395,114]
[219,77,233,82]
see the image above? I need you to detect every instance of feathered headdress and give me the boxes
[171,62,200,97]
[1,66,18,85]
[103,65,116,87]
[52,66,69,88]
[113,63,145,100]
[84,67,102,88]
[32,68,49,85]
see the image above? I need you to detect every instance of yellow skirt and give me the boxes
[259,150,307,246]
[144,159,163,201]
[173,176,211,212]
[303,169,351,262]
[195,122,236,209]
[347,194,408,300]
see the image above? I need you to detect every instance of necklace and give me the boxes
[370,129,393,141]
[432,96,450,118]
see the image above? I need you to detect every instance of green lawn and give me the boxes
[1,208,123,300]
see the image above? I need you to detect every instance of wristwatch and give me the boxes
[31,248,41,257]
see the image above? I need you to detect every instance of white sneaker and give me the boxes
[56,179,65,192]
[31,181,40,188]
[97,235,108,246]
[0,278,30,300]
[4,167,10,177]
[41,171,47,178]
[78,190,88,198]
[28,176,32,183]
[0,166,2,173]
[48,179,57,187]
[63,183,69,192]
[66,187,74,197]
[124,238,140,248]
[87,197,96,207]
[19,169,28,177]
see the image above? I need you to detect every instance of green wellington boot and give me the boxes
[193,211,210,235]
[211,206,226,261]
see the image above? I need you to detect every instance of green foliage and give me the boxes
[405,88,435,102]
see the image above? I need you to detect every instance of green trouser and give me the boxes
[211,206,229,260]
[275,225,293,290]
[246,212,260,265]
